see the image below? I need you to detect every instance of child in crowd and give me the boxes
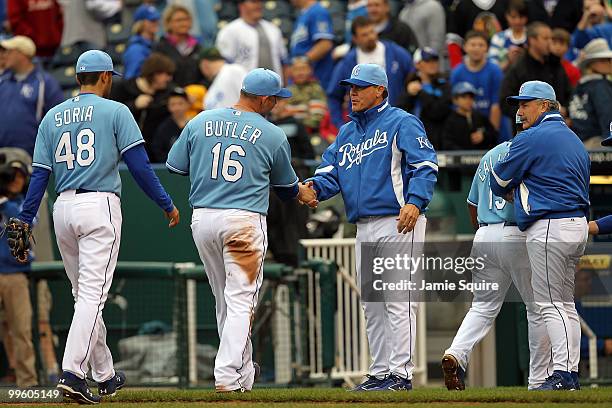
[442,82,496,150]
[488,0,528,71]
[286,57,328,132]
[551,28,581,88]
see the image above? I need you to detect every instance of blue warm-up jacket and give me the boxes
[490,112,590,231]
[309,100,438,223]
[326,41,414,129]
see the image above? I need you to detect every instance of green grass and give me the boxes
[18,387,612,407]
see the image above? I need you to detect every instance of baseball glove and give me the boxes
[6,217,32,264]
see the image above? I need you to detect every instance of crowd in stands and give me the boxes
[0,0,611,163]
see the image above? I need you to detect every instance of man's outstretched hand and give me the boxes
[298,181,318,208]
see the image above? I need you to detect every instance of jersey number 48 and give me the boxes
[55,129,95,170]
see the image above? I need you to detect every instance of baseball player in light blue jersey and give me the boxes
[12,50,180,404]
[491,81,590,390]
[307,64,438,391]
[166,68,316,392]
[442,141,551,391]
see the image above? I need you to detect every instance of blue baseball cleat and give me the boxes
[535,370,575,390]
[98,371,126,396]
[571,371,580,390]
[350,374,388,391]
[372,374,412,391]
[442,354,465,391]
[57,371,100,404]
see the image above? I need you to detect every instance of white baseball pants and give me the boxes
[53,190,121,382]
[526,217,587,373]
[444,223,551,388]
[355,215,426,380]
[191,208,266,391]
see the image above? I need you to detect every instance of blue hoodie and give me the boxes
[310,100,438,223]
[490,112,590,231]
[123,34,154,79]
[326,40,414,129]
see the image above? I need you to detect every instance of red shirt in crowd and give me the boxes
[561,58,581,88]
[8,0,63,57]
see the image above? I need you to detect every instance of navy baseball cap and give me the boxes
[413,47,439,64]
[340,63,388,88]
[452,81,478,96]
[76,50,122,76]
[241,68,291,98]
[506,80,556,105]
[133,4,160,22]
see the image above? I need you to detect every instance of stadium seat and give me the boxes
[105,44,125,64]
[107,23,131,45]
[51,44,83,68]
[279,19,293,41]
[388,0,401,16]
[51,66,77,89]
[123,0,141,7]
[263,1,291,19]
[217,3,238,21]
[332,15,346,43]
[320,0,345,15]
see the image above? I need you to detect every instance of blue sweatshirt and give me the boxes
[326,40,414,129]
[123,35,154,79]
[490,112,590,231]
[309,100,438,223]
[0,196,32,273]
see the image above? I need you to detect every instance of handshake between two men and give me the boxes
[297,181,319,208]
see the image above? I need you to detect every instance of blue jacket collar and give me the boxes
[5,65,42,82]
[533,110,564,127]
[349,99,389,127]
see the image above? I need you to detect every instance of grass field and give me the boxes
[22,387,612,408]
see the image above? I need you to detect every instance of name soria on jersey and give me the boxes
[54,105,94,127]
[338,129,389,169]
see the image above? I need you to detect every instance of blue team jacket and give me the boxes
[326,40,414,129]
[310,100,438,223]
[123,35,154,79]
[490,112,590,231]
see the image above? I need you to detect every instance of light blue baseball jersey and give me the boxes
[166,108,298,215]
[32,93,144,195]
[467,141,515,224]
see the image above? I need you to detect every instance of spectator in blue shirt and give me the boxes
[327,16,414,129]
[573,0,612,49]
[0,36,63,156]
[123,4,161,79]
[451,31,504,136]
[290,0,335,90]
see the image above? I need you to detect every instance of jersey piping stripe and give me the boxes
[120,139,145,155]
[390,134,405,207]
[466,198,477,207]
[79,197,117,377]
[491,165,511,188]
[235,215,267,389]
[314,165,334,175]
[270,176,299,187]
[32,162,52,171]
[402,226,416,380]
[166,163,188,175]
[410,161,439,172]
[544,219,570,372]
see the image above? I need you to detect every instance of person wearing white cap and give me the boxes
[0,36,63,156]
[166,68,316,392]
[568,38,612,148]
[491,80,590,391]
[307,63,438,391]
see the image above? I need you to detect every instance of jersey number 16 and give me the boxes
[55,129,95,170]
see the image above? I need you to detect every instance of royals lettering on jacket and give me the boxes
[338,129,389,169]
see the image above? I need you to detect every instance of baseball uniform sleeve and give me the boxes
[32,121,53,171]
[216,25,237,62]
[166,123,191,175]
[490,132,532,197]
[308,138,341,201]
[595,215,612,235]
[396,117,438,210]
[270,138,299,187]
[114,104,145,154]
[309,7,334,41]
[467,170,479,207]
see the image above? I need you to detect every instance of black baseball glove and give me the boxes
[6,217,32,264]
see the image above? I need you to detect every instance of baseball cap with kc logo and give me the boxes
[241,68,291,98]
[340,63,388,88]
[76,50,122,76]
